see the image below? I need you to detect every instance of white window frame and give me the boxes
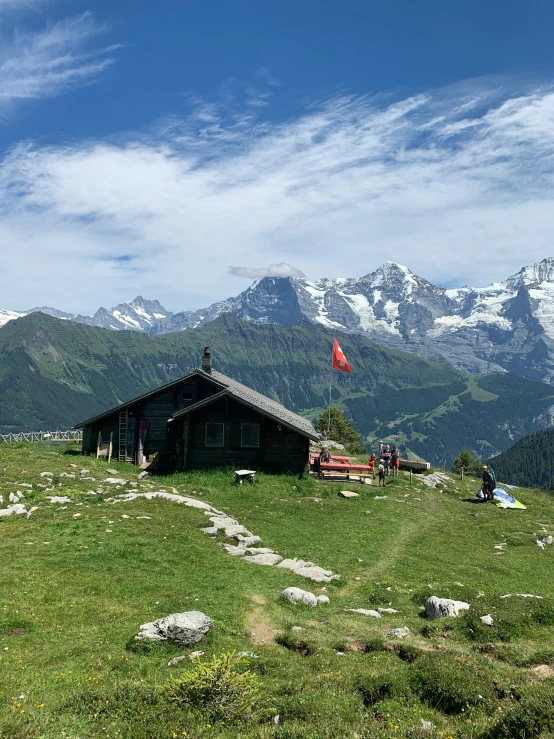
[241,422,260,448]
[205,422,224,448]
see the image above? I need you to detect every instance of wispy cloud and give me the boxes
[1,81,554,312]
[228,263,306,279]
[0,12,117,110]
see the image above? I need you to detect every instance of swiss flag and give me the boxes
[332,338,352,373]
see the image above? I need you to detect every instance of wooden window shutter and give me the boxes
[230,423,241,448]
[194,422,205,447]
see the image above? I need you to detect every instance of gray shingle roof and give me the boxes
[75,367,318,440]
[173,369,318,439]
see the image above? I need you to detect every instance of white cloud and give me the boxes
[228,263,306,279]
[1,81,554,313]
[0,12,116,110]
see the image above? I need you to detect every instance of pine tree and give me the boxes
[315,407,367,455]
[452,448,483,476]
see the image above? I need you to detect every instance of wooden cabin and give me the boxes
[75,348,318,473]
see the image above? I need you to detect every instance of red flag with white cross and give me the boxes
[332,338,352,373]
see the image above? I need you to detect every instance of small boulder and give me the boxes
[40,472,53,478]
[480,614,494,626]
[346,608,381,618]
[79,469,90,476]
[107,469,119,474]
[290,626,303,633]
[339,490,359,498]
[136,611,213,645]
[281,587,329,607]
[105,478,128,485]
[378,608,399,614]
[167,655,186,666]
[137,471,151,480]
[59,472,75,478]
[386,627,411,639]
[425,596,470,619]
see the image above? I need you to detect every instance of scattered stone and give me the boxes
[18,483,32,489]
[378,608,399,614]
[136,611,213,644]
[237,651,259,658]
[546,536,554,545]
[189,650,204,660]
[290,626,303,633]
[59,472,75,478]
[374,495,388,500]
[501,593,543,599]
[167,655,186,666]
[137,516,152,520]
[73,513,82,519]
[107,469,118,474]
[47,496,72,504]
[69,463,77,468]
[223,544,246,556]
[386,627,411,639]
[244,547,275,555]
[346,608,381,618]
[339,490,359,498]
[79,470,90,476]
[480,615,494,626]
[537,539,546,549]
[277,559,339,583]
[0,504,27,517]
[105,478,128,485]
[40,472,53,478]
[121,514,130,519]
[202,526,219,536]
[531,664,554,679]
[26,506,39,518]
[307,497,323,502]
[420,719,434,731]
[425,596,470,619]
[242,553,283,566]
[137,471,151,480]
[232,534,262,546]
[281,587,329,607]
[8,493,19,504]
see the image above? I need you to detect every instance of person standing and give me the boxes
[368,453,376,479]
[482,465,496,501]
[391,445,400,477]
[378,460,386,487]
[382,445,392,475]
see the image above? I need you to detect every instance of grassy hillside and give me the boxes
[2,312,554,465]
[489,428,554,490]
[1,443,554,738]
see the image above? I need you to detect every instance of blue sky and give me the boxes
[1,0,554,313]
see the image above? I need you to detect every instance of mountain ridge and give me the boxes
[4,257,554,383]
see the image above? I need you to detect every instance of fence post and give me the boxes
[410,469,412,486]
[461,466,464,480]
[108,431,113,463]
[96,432,101,459]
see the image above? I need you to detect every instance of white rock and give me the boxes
[537,539,546,549]
[346,608,381,618]
[500,593,543,599]
[223,544,246,556]
[189,650,205,659]
[277,559,339,583]
[378,608,399,614]
[40,472,53,478]
[59,472,75,478]
[480,615,494,626]
[374,495,388,500]
[73,513,82,518]
[107,469,118,474]
[47,496,72,504]
[8,493,19,504]
[0,504,27,517]
[546,536,554,545]
[290,626,303,633]
[281,587,329,607]
[425,596,470,619]
[136,611,213,644]
[202,526,219,536]
[232,534,262,546]
[339,490,359,498]
[386,627,411,638]
[137,471,151,480]
[242,553,283,566]
[244,547,274,555]
[79,470,90,476]
[105,478,128,485]
[167,655,186,666]
[19,483,32,489]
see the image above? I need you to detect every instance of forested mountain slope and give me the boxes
[1,312,554,465]
[489,429,554,490]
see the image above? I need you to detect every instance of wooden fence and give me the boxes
[0,429,83,444]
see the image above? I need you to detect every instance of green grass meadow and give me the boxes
[2,443,554,738]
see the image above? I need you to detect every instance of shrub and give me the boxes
[485,682,554,738]
[457,608,524,643]
[357,672,411,707]
[164,651,267,723]
[410,653,494,714]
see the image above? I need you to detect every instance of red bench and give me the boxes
[310,458,374,481]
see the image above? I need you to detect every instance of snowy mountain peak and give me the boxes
[505,257,554,290]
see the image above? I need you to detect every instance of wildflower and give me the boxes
[37,703,44,708]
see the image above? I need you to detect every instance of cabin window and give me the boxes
[181,391,194,401]
[241,423,260,448]
[205,422,224,447]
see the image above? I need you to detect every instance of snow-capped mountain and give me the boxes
[4,258,554,382]
[0,297,173,333]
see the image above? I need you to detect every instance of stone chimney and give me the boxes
[201,347,212,374]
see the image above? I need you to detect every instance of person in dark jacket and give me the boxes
[482,465,496,501]
[391,445,400,477]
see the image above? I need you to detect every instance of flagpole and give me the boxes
[327,341,333,440]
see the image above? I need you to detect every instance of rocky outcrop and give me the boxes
[136,611,213,644]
